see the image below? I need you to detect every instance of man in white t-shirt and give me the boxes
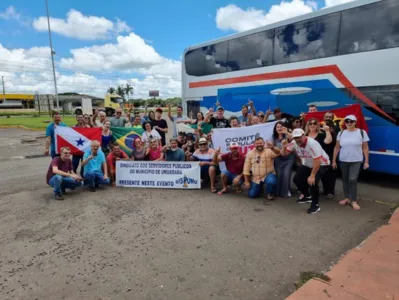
[282,128,330,214]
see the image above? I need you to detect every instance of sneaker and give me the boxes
[288,191,292,197]
[326,193,334,199]
[89,187,96,192]
[307,206,321,214]
[297,196,312,204]
[54,194,64,201]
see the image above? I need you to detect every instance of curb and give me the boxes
[286,207,399,299]
[0,125,44,131]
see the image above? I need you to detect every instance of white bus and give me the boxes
[181,0,399,175]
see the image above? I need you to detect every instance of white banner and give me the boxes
[212,122,276,155]
[116,161,201,189]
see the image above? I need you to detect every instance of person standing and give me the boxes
[93,111,107,128]
[46,147,83,200]
[205,106,231,129]
[168,105,191,137]
[106,143,129,185]
[238,100,256,125]
[45,111,67,158]
[72,114,86,176]
[110,108,127,127]
[163,138,185,161]
[152,108,168,146]
[243,137,280,201]
[332,115,370,210]
[82,140,110,192]
[282,129,330,214]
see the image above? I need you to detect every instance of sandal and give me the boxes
[211,189,218,193]
[339,199,350,206]
[351,201,361,210]
[217,188,227,195]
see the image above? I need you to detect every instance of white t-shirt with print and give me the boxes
[287,137,330,168]
[337,129,370,162]
[142,129,161,146]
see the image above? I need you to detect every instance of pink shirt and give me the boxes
[148,146,162,161]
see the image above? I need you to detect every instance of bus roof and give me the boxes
[184,0,380,52]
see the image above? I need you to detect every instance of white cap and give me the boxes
[292,128,305,138]
[230,142,239,149]
[345,115,357,121]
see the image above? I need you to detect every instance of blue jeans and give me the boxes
[84,170,110,188]
[48,175,81,195]
[221,170,243,185]
[248,173,277,198]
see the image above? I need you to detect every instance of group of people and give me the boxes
[44,102,370,215]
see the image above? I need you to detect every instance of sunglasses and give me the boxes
[258,115,264,118]
[199,143,207,146]
[345,120,355,124]
[62,152,71,155]
[309,122,318,125]
[116,112,122,114]
[255,156,260,164]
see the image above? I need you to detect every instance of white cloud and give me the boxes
[0,6,20,20]
[325,0,356,7]
[216,0,315,32]
[32,9,131,40]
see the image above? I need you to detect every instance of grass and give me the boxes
[295,271,331,290]
[0,115,76,129]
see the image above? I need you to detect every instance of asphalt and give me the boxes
[0,128,397,300]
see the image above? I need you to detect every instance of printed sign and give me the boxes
[116,161,201,189]
[212,122,276,155]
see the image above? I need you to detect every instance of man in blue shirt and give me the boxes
[82,140,110,191]
[45,111,67,158]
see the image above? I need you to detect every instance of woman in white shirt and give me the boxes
[332,115,370,210]
[141,121,161,147]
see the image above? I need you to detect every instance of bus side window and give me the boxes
[338,0,399,55]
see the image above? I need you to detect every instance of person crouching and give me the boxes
[82,140,110,192]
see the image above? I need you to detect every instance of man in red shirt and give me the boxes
[46,146,83,200]
[213,142,245,195]
[106,143,129,186]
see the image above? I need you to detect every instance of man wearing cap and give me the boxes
[282,128,330,214]
[110,108,127,127]
[213,143,245,194]
[152,108,168,146]
[243,137,280,201]
[191,137,218,192]
[205,106,231,129]
[168,105,191,137]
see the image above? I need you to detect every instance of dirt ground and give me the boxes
[0,128,397,300]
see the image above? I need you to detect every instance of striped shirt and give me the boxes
[192,148,215,162]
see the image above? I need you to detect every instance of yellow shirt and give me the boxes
[243,148,278,183]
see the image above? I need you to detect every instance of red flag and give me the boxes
[305,104,368,132]
[55,127,102,155]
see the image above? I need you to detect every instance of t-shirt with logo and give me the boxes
[209,117,230,129]
[337,129,369,162]
[221,153,245,175]
[287,137,330,168]
[46,157,72,184]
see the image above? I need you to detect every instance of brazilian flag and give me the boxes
[111,127,144,156]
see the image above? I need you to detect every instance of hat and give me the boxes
[230,142,239,149]
[344,115,357,122]
[199,137,207,144]
[216,106,224,111]
[292,128,305,138]
[155,108,163,113]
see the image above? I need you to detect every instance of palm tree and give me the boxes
[116,85,125,100]
[107,87,116,94]
[124,83,134,100]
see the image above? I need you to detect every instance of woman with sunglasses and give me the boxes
[146,139,164,161]
[83,114,93,128]
[130,137,148,161]
[273,121,294,197]
[302,118,334,199]
[332,115,370,210]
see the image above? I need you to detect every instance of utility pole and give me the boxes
[1,76,5,103]
[45,0,60,111]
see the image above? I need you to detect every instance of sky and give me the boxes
[0,0,355,98]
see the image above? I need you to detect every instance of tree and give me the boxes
[124,84,134,99]
[116,85,125,100]
[107,87,116,94]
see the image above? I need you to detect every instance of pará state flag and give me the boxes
[305,104,368,132]
[55,127,102,155]
[111,127,144,156]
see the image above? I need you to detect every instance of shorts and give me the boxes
[221,170,243,185]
